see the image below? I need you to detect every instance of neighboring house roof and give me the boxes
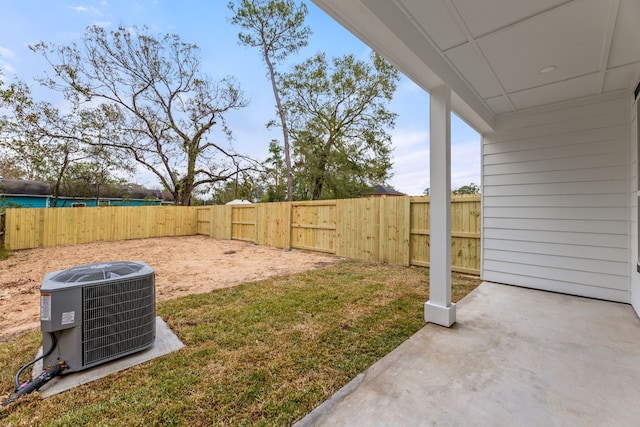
[161,191,175,203]
[366,185,405,196]
[0,179,51,196]
[0,178,165,201]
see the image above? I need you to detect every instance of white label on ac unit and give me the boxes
[61,311,75,325]
[41,294,51,321]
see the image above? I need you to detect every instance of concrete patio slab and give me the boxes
[296,282,640,426]
[33,316,184,398]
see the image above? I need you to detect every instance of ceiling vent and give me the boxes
[40,261,155,373]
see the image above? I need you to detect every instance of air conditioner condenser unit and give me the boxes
[40,261,156,373]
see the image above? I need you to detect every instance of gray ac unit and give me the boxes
[40,261,155,373]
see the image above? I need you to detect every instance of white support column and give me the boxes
[425,85,456,327]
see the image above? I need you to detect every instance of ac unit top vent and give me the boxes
[43,261,152,290]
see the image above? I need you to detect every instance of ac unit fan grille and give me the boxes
[82,277,155,366]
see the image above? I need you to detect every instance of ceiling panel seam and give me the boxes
[597,0,621,94]
[387,0,495,122]
[360,0,495,128]
[443,0,515,113]
[458,0,574,40]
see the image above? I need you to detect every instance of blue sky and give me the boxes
[0,0,481,196]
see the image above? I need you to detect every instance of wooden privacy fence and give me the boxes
[4,206,199,249]
[197,196,480,274]
[4,196,480,274]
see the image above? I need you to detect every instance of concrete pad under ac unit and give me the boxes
[33,317,184,398]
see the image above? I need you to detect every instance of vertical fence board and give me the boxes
[208,206,232,239]
[450,196,480,274]
[256,202,290,249]
[336,198,380,262]
[409,197,430,267]
[231,205,257,242]
[290,201,336,253]
[408,195,480,274]
[197,207,211,236]
[378,196,411,266]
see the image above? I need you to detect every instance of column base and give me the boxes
[424,301,456,327]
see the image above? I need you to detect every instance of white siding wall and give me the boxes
[630,91,640,314]
[482,92,630,303]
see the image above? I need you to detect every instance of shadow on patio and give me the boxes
[296,282,640,426]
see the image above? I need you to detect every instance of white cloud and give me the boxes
[0,46,15,59]
[0,47,16,75]
[387,127,481,195]
[93,21,112,28]
[0,62,16,75]
[451,138,481,189]
[388,128,430,195]
[70,5,101,15]
[391,128,428,150]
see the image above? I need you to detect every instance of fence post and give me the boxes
[225,205,233,240]
[402,196,411,266]
[284,202,292,250]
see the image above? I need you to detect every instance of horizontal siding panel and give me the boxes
[483,217,628,234]
[484,136,625,165]
[482,95,630,302]
[492,96,627,132]
[484,206,627,221]
[484,238,627,261]
[483,194,627,208]
[483,166,628,185]
[483,180,627,196]
[483,249,627,276]
[488,105,628,143]
[483,271,629,303]
[484,228,627,249]
[483,126,627,155]
[483,260,628,291]
[485,151,626,176]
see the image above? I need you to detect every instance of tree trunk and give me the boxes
[263,48,293,201]
[311,152,328,200]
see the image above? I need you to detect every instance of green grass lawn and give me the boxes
[0,261,480,426]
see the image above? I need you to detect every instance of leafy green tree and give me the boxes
[61,155,132,205]
[453,182,480,194]
[0,155,26,179]
[228,0,311,201]
[262,139,287,201]
[210,170,263,204]
[30,25,252,205]
[211,180,236,204]
[279,52,399,200]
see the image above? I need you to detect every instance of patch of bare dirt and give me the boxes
[0,236,339,341]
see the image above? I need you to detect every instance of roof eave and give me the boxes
[311,0,495,133]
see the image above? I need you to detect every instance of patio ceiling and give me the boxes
[311,0,640,132]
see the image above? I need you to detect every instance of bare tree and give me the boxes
[228,0,311,201]
[30,25,253,205]
[0,78,133,206]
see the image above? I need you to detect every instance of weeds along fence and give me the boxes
[4,196,480,274]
